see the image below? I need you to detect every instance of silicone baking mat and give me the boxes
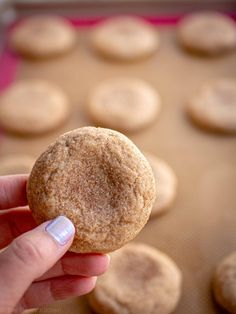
[0,15,236,314]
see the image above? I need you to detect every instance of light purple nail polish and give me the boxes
[45,216,75,245]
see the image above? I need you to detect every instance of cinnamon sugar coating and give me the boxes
[27,127,156,253]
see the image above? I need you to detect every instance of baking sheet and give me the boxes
[1,19,236,314]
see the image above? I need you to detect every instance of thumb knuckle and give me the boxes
[11,235,44,267]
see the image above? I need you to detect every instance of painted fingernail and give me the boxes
[45,216,75,245]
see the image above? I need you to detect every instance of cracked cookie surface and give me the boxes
[27,127,156,253]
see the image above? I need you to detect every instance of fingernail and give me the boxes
[45,216,75,246]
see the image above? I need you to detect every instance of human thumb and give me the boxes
[0,216,75,313]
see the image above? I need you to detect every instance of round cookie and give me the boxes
[213,252,236,313]
[27,127,156,253]
[87,78,161,133]
[145,153,177,218]
[178,12,236,55]
[187,78,236,133]
[10,16,76,58]
[0,155,35,176]
[88,243,182,314]
[91,16,159,61]
[0,79,69,135]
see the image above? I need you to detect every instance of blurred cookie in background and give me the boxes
[178,12,236,55]
[0,154,35,175]
[145,153,177,218]
[87,78,161,133]
[88,243,182,314]
[91,16,159,61]
[187,78,236,133]
[0,79,70,136]
[10,16,76,58]
[213,251,236,313]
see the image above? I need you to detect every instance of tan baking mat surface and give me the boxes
[1,26,236,313]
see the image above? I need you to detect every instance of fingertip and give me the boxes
[85,276,97,294]
[60,252,110,278]
[88,254,110,275]
[71,276,97,296]
[74,276,97,296]
[98,254,110,274]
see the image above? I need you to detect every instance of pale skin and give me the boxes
[0,175,110,314]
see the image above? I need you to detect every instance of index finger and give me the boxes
[0,175,28,210]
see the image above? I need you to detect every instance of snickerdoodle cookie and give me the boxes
[0,79,69,135]
[0,155,35,176]
[87,78,160,133]
[88,243,182,314]
[178,12,236,55]
[91,16,159,61]
[187,78,236,133]
[145,153,177,218]
[213,252,236,313]
[27,127,156,253]
[10,16,76,58]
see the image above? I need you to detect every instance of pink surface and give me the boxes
[0,48,19,91]
[69,15,181,27]
[69,14,236,26]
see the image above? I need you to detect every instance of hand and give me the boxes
[0,175,110,314]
